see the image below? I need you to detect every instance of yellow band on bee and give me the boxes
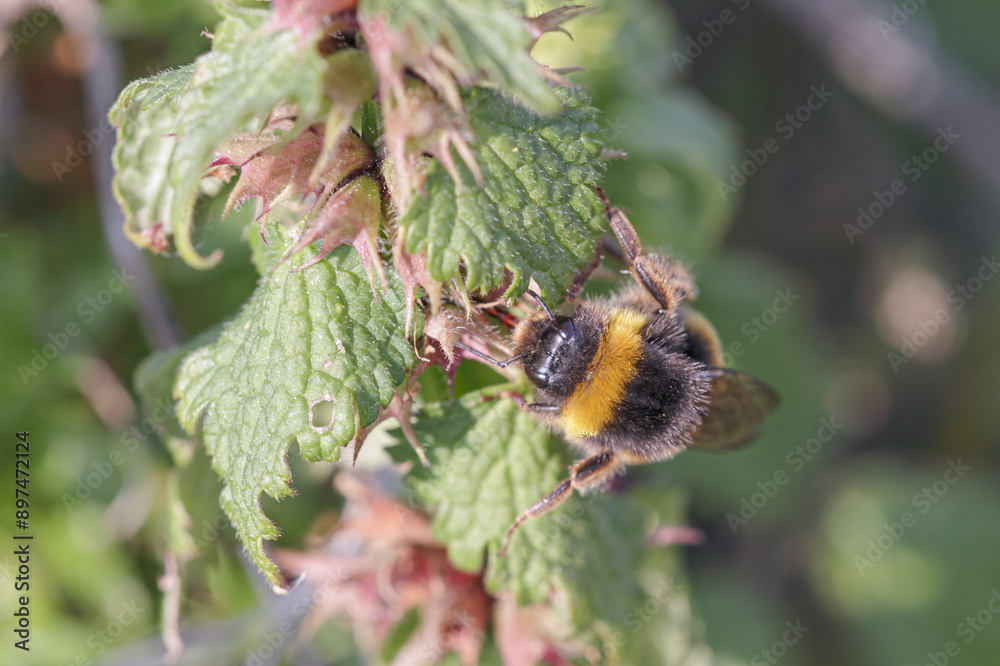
[560,309,647,440]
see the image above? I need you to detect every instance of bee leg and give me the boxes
[498,451,621,556]
[523,403,561,413]
[633,255,696,310]
[507,392,561,415]
[498,479,573,557]
[608,207,696,310]
[608,207,642,262]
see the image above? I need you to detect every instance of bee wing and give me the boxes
[691,368,779,451]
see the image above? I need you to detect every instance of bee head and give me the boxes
[513,312,596,397]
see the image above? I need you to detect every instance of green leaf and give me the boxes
[110,1,328,269]
[360,98,383,147]
[247,209,288,276]
[394,391,646,629]
[168,21,328,268]
[361,0,558,113]
[109,65,194,251]
[173,442,258,615]
[134,328,220,446]
[211,0,270,52]
[606,91,741,254]
[175,224,417,588]
[399,85,606,301]
[113,63,195,115]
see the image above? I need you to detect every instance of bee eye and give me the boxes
[556,317,576,341]
[524,365,549,388]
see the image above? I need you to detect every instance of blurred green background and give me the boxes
[2,0,999,664]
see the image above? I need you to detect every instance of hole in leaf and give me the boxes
[309,398,336,431]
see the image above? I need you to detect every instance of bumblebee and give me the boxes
[459,209,779,555]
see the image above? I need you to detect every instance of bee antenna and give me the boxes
[526,290,555,321]
[454,341,527,368]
